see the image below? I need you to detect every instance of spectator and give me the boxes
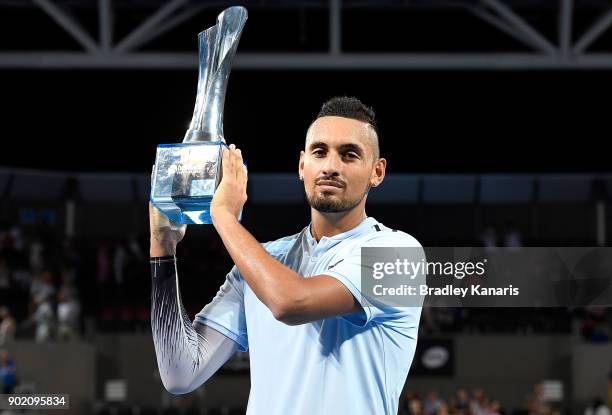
[0,307,16,345]
[471,388,487,415]
[437,403,450,415]
[398,390,419,415]
[409,398,423,415]
[503,221,523,248]
[581,308,610,342]
[453,388,471,415]
[585,398,611,415]
[128,236,144,261]
[28,238,44,274]
[532,383,546,404]
[425,391,443,415]
[9,226,25,252]
[57,284,80,341]
[488,400,502,415]
[527,383,550,415]
[0,349,16,394]
[33,293,55,342]
[30,270,55,310]
[479,227,498,251]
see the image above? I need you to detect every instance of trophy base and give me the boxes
[152,199,214,225]
[150,141,243,225]
[152,199,243,225]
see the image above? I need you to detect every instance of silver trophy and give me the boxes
[151,6,248,224]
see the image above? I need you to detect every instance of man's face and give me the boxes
[299,116,384,213]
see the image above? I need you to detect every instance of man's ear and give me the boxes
[299,151,305,181]
[370,157,386,187]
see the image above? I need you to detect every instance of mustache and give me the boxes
[315,176,346,187]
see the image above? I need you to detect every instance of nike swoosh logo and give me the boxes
[328,259,344,269]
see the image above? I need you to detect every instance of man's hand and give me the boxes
[149,202,186,257]
[210,144,248,223]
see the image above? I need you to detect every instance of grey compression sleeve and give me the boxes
[151,256,238,394]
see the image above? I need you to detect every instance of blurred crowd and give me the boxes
[399,389,503,415]
[419,307,573,336]
[0,224,81,343]
[0,219,608,342]
[479,222,523,250]
[398,382,612,415]
[578,307,612,342]
[0,222,153,341]
[0,220,229,340]
[398,384,578,415]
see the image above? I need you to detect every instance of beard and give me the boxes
[306,184,370,213]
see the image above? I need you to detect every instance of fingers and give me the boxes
[150,201,170,229]
[148,201,155,229]
[224,144,245,182]
[229,143,237,180]
[222,145,231,180]
[236,148,247,184]
[149,201,186,234]
[223,144,235,180]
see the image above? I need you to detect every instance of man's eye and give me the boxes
[313,149,325,156]
[343,153,358,159]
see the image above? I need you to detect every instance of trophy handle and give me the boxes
[184,6,248,143]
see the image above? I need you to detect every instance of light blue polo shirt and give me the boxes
[194,216,423,415]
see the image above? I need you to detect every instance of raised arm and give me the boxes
[149,203,238,394]
[208,146,362,326]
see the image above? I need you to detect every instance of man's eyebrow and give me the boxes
[307,141,365,156]
[308,141,328,150]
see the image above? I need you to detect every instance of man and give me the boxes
[150,96,424,415]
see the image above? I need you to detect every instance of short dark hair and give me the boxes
[316,96,378,137]
[311,96,380,160]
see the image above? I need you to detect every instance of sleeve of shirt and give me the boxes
[324,231,425,327]
[194,265,249,352]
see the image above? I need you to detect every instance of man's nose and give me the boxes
[322,153,342,176]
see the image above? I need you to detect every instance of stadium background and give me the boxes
[1,1,612,414]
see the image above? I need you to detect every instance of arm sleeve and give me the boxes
[150,257,239,395]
